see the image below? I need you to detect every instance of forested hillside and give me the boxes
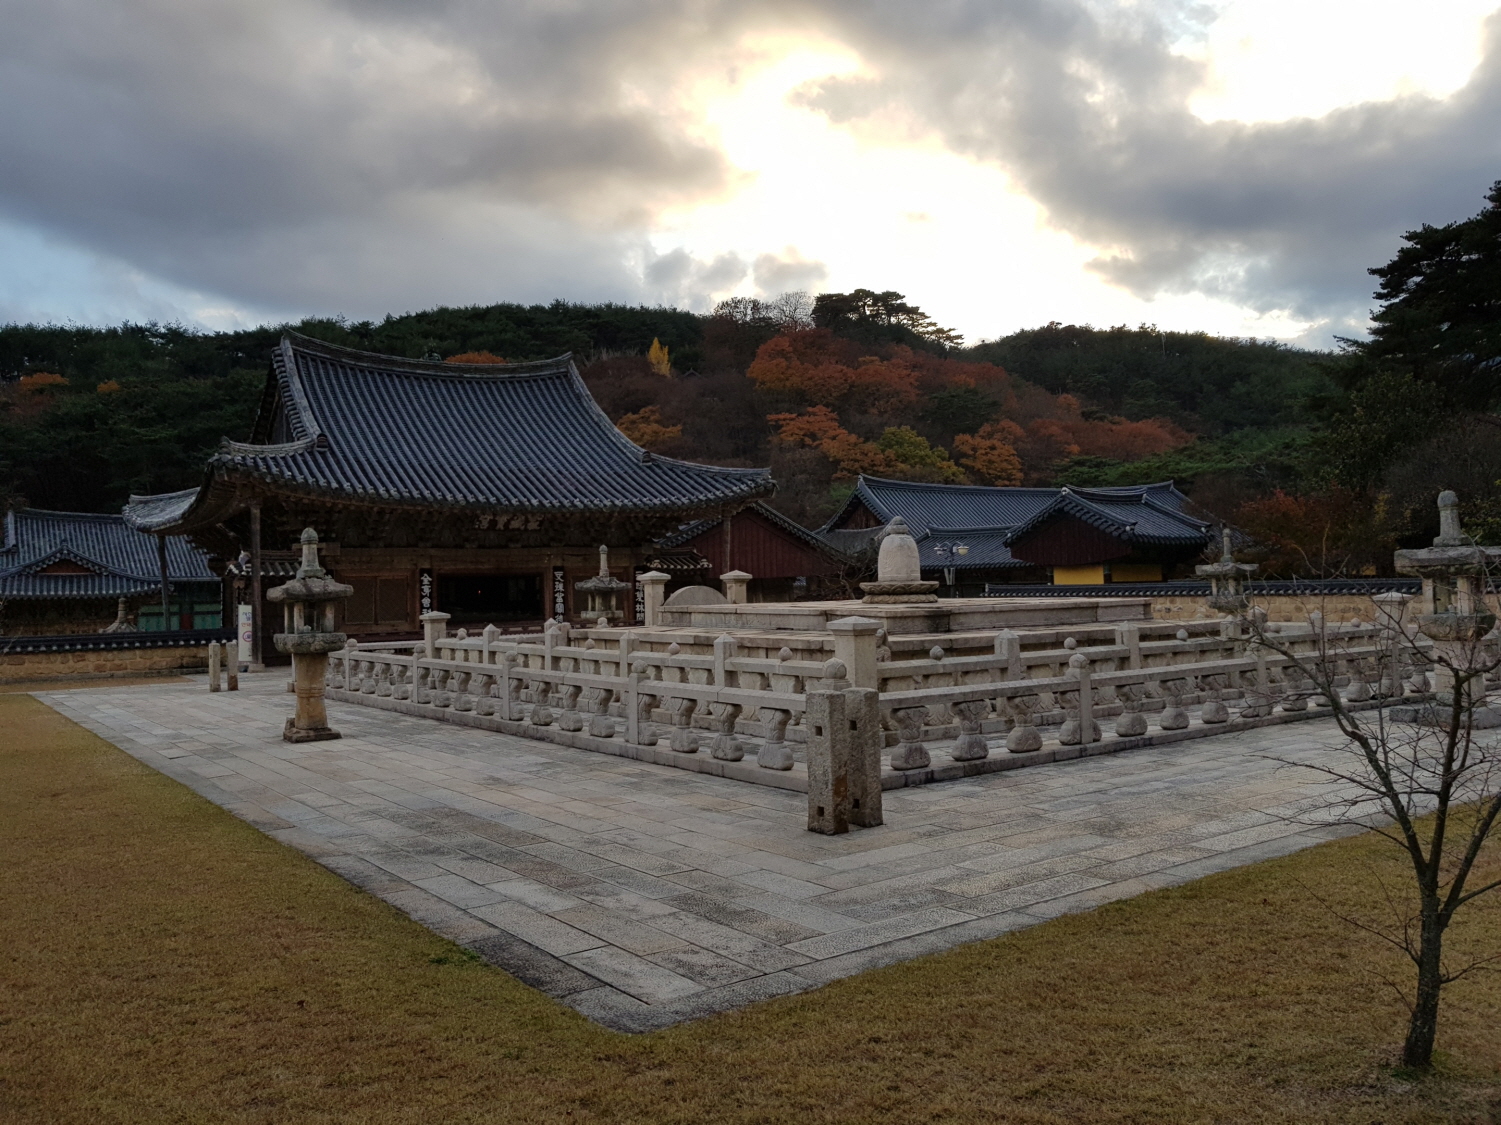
[6,194,1499,577]
[2,294,1282,523]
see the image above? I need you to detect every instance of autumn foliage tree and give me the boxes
[952,421,1024,486]
[768,406,962,483]
[1232,488,1399,577]
[614,404,682,451]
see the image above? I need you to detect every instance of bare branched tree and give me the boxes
[1241,505,1501,1069]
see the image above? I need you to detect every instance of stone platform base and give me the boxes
[1388,702,1501,729]
[283,718,343,742]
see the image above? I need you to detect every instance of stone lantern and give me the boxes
[574,545,630,623]
[1197,526,1257,615]
[1394,491,1501,724]
[268,528,353,742]
[860,518,939,603]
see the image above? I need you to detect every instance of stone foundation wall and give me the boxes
[1151,594,1399,625]
[0,645,209,684]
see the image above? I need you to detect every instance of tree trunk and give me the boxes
[1402,906,1445,1069]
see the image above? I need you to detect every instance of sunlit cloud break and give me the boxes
[0,0,1497,345]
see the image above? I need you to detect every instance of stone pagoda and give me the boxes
[1197,526,1257,615]
[574,545,631,623]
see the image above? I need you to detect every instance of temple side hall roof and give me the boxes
[1,508,216,599]
[820,476,1212,564]
[125,333,774,534]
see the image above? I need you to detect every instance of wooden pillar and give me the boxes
[249,501,265,671]
[156,534,171,630]
[721,508,733,574]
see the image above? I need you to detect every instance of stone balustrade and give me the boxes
[322,613,1432,834]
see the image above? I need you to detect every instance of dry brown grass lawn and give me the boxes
[2,691,1498,1125]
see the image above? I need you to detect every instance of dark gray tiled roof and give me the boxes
[1,508,216,600]
[126,334,772,533]
[916,526,1033,571]
[822,476,1210,555]
[1001,486,1212,549]
[657,501,841,556]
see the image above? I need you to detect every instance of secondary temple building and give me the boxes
[123,333,774,662]
[0,507,219,635]
[818,476,1215,592]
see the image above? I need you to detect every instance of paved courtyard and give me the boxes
[42,674,1364,1032]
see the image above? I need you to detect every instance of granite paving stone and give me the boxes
[37,672,1382,1032]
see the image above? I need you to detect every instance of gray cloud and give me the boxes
[0,0,753,317]
[798,1,1501,328]
[0,0,1495,332]
[753,246,828,294]
[643,247,749,308]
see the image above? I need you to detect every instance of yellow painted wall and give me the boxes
[1110,562,1163,582]
[1052,564,1106,585]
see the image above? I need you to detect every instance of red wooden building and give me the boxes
[649,501,850,601]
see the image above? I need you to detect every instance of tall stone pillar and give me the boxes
[719,570,752,605]
[637,570,670,626]
[829,616,881,690]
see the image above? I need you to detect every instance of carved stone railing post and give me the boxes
[1004,694,1043,752]
[449,669,474,712]
[1345,657,1374,702]
[420,611,450,659]
[473,672,496,716]
[1158,678,1189,729]
[949,699,989,761]
[637,570,670,626]
[710,702,744,761]
[847,685,883,828]
[1115,684,1148,736]
[829,616,881,690]
[805,660,881,833]
[1114,621,1142,669]
[431,667,454,709]
[1058,652,1100,745]
[889,706,930,770]
[713,633,737,689]
[344,639,357,691]
[528,674,554,725]
[1198,674,1229,723]
[587,686,615,737]
[375,662,393,697]
[1239,652,1272,717]
[757,708,793,770]
[995,629,1023,680]
[412,658,432,705]
[668,696,699,753]
[557,684,584,731]
[806,686,850,835]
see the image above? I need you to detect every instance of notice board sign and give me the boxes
[552,567,566,620]
[418,568,434,615]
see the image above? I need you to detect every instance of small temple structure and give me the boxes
[819,476,1215,591]
[123,333,774,663]
[1,507,219,635]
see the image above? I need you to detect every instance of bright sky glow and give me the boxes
[3,1,1497,345]
[651,41,1324,345]
[1186,0,1496,124]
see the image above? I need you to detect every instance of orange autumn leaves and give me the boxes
[766,406,965,483]
[752,329,1191,485]
[615,405,682,450]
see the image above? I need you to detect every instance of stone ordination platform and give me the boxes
[656,595,1152,635]
[42,674,1366,1033]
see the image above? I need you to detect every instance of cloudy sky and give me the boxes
[2,0,1498,347]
